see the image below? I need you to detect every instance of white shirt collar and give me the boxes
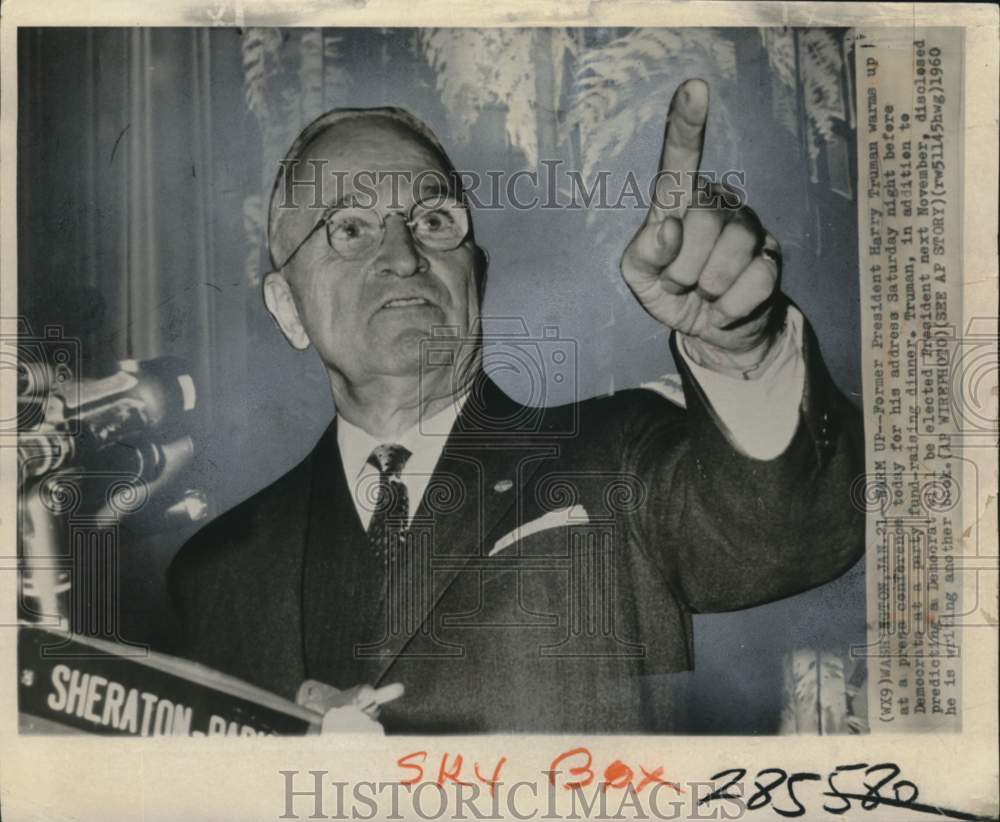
[336,392,468,528]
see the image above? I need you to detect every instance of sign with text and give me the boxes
[18,627,320,736]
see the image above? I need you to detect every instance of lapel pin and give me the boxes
[493,479,513,493]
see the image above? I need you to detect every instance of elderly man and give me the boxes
[167,80,864,733]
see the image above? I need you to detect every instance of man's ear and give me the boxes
[263,271,311,350]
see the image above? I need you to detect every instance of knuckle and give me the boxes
[714,291,742,319]
[664,260,699,286]
[699,263,737,293]
[684,208,724,236]
[760,259,779,287]
[715,301,738,321]
[724,221,758,250]
[761,258,780,283]
[749,265,777,298]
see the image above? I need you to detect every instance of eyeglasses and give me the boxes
[277,198,470,270]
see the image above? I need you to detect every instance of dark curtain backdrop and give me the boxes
[17,27,865,734]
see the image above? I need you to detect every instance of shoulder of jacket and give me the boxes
[522,387,684,450]
[169,448,315,575]
[577,385,685,424]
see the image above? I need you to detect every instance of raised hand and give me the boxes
[620,79,783,374]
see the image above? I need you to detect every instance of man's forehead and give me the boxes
[268,109,461,264]
[287,117,455,212]
[300,116,450,175]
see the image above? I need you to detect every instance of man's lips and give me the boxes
[377,296,437,310]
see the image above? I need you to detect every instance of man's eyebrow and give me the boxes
[325,193,364,211]
[416,177,457,199]
[321,185,457,215]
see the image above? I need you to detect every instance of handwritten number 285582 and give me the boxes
[700,762,919,817]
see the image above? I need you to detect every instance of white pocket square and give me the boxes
[489,505,589,556]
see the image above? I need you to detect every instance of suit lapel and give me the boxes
[371,375,558,682]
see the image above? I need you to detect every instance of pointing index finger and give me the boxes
[655,79,710,218]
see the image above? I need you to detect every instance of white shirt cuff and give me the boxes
[677,307,806,460]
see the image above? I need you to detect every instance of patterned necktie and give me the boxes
[366,444,411,559]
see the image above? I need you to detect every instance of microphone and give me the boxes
[18,357,197,482]
[63,356,197,448]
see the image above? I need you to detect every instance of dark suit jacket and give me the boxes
[167,327,864,733]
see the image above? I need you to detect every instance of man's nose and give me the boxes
[370,214,426,278]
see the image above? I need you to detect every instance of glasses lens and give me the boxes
[325,208,382,259]
[410,202,468,250]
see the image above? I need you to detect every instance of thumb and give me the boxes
[621,216,682,287]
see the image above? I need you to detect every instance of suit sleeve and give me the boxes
[628,309,865,613]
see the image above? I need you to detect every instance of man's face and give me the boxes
[267,117,480,384]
